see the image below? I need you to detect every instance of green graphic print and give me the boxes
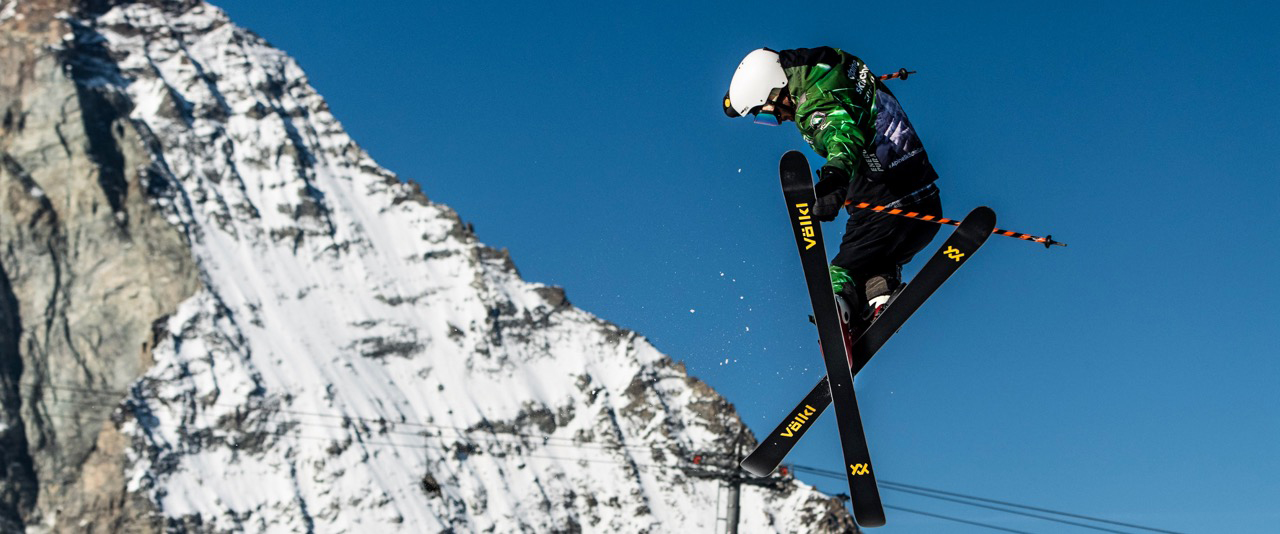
[783,49,879,178]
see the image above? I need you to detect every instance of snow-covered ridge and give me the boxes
[54,2,851,532]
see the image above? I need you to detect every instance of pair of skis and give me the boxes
[745,151,996,527]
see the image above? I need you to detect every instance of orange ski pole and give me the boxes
[878,68,916,81]
[845,201,1067,248]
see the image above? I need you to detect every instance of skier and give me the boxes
[723,47,942,323]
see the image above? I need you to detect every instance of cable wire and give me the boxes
[885,505,1034,534]
[15,381,1185,534]
[879,480,1186,534]
[883,484,1133,534]
[791,465,1184,534]
[15,381,668,453]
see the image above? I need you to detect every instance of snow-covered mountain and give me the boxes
[0,1,854,532]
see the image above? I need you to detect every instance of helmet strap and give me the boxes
[769,87,794,114]
[752,87,793,125]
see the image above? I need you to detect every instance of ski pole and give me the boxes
[844,201,1067,248]
[878,68,916,81]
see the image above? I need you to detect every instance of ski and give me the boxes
[770,150,885,527]
[741,198,997,483]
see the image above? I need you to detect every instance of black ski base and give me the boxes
[775,151,885,527]
[742,150,998,529]
[742,201,995,476]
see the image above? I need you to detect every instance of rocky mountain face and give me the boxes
[0,1,855,532]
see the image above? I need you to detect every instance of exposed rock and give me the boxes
[1,2,198,530]
[0,1,855,532]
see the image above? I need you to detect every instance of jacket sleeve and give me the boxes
[802,95,871,178]
[785,48,876,178]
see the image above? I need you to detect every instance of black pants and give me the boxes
[832,188,942,293]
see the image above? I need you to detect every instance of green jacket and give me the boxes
[779,47,879,179]
[779,47,939,204]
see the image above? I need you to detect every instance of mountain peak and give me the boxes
[0,2,855,531]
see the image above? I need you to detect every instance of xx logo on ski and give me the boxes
[943,246,965,262]
[778,404,817,438]
[849,463,871,476]
[793,203,817,250]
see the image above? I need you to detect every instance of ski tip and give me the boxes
[779,151,814,185]
[780,150,808,167]
[738,459,773,478]
[964,205,998,232]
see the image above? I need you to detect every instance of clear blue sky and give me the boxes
[212,1,1279,531]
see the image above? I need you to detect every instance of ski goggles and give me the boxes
[752,109,781,126]
[751,87,786,126]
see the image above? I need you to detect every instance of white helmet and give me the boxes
[723,48,788,118]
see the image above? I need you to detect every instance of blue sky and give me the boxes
[212,1,1279,531]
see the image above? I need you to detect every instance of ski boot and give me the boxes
[830,265,873,333]
[831,266,903,324]
[863,272,901,321]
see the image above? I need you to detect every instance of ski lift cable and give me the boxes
[34,408,1171,533]
[791,465,1184,534]
[885,504,1033,534]
[879,480,1186,534]
[29,387,1181,534]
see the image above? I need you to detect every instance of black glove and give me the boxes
[813,166,851,222]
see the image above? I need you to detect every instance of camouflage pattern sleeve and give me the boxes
[800,96,871,177]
